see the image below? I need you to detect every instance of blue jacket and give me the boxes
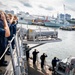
[0,28,5,52]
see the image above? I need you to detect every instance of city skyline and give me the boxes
[0,0,75,18]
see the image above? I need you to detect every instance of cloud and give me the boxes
[23,3,32,7]
[0,2,10,11]
[39,5,44,9]
[45,7,54,11]
[0,2,6,6]
[12,6,20,10]
[0,2,3,5]
[64,0,75,3]
[19,0,32,7]
[0,0,75,17]
[39,5,54,11]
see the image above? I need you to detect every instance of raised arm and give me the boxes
[1,12,10,37]
[8,14,14,24]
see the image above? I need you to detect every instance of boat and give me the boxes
[44,17,71,27]
[17,12,35,25]
[44,5,73,28]
[60,25,75,31]
[55,57,75,75]
[44,20,64,27]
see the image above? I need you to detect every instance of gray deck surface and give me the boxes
[0,56,52,75]
[28,59,52,75]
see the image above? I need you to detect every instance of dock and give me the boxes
[60,26,75,31]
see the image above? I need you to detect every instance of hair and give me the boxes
[6,14,10,19]
[7,13,13,19]
[0,10,4,18]
[14,15,18,20]
[11,15,18,24]
[54,57,56,60]
[0,10,3,13]
[43,53,45,55]
[0,10,7,21]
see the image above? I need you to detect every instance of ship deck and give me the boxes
[0,55,53,75]
[0,24,61,75]
[28,58,52,75]
[0,55,11,75]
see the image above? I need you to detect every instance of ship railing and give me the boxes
[0,26,28,75]
[26,30,58,41]
[17,24,59,44]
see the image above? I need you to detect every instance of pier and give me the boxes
[60,26,75,31]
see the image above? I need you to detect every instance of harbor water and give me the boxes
[20,24,75,66]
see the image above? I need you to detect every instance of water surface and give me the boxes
[21,24,75,65]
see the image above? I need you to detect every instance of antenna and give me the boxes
[63,4,66,24]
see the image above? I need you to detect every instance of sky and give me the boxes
[0,0,75,18]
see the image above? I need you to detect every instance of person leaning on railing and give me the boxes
[6,14,18,55]
[12,15,18,35]
[5,14,14,55]
[0,11,10,66]
[10,15,18,49]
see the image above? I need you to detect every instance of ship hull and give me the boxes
[18,20,32,24]
[44,22,65,27]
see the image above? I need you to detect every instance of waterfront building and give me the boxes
[58,13,71,21]
[5,10,14,14]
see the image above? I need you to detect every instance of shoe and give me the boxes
[4,61,8,64]
[0,62,8,66]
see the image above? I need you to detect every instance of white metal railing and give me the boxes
[0,26,28,75]
[26,29,58,41]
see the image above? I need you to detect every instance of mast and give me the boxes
[57,12,59,23]
[64,4,66,24]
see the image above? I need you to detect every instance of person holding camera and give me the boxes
[0,11,10,66]
[5,14,14,55]
[6,14,17,52]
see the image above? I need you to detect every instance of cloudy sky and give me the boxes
[0,0,75,18]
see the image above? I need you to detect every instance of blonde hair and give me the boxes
[7,13,13,19]
[14,15,18,20]
[0,10,3,13]
[0,10,7,19]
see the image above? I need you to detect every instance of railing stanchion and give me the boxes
[17,33,21,57]
[14,34,22,75]
[9,41,16,75]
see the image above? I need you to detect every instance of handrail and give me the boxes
[1,25,28,75]
[4,28,21,75]
[0,30,18,60]
[0,44,9,60]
